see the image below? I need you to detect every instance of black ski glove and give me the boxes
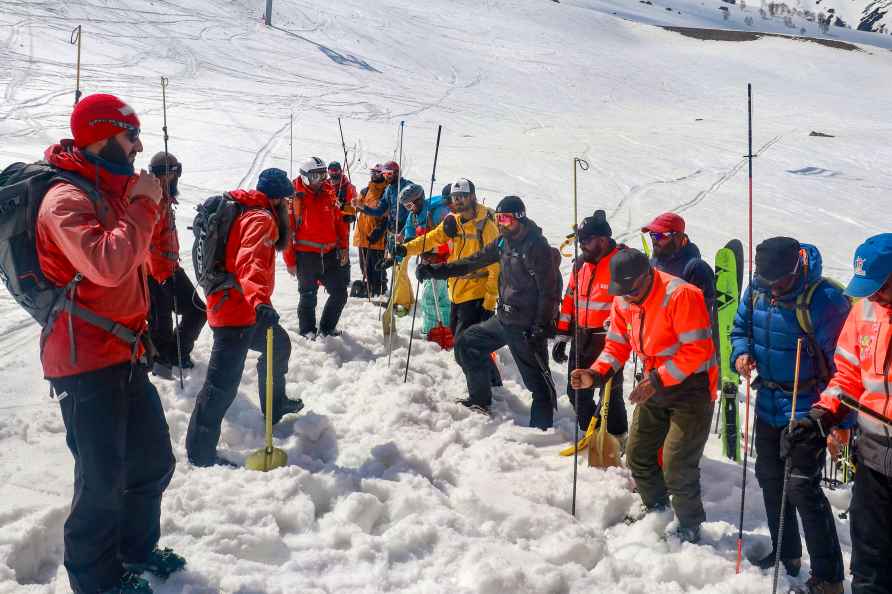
[780,407,829,467]
[255,304,280,329]
[393,244,407,258]
[443,214,459,238]
[416,263,449,281]
[552,336,569,364]
[376,257,394,271]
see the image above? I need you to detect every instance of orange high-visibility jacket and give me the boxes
[817,299,892,474]
[557,246,621,334]
[592,270,718,396]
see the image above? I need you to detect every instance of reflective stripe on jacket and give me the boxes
[818,299,892,476]
[557,246,621,334]
[592,269,718,396]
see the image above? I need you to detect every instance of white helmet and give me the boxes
[298,156,327,186]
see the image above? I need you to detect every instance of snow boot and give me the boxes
[318,328,342,338]
[98,572,152,593]
[123,547,186,580]
[624,501,670,525]
[753,550,801,577]
[455,398,490,416]
[667,523,701,544]
[271,397,305,424]
[803,577,843,594]
[190,454,239,469]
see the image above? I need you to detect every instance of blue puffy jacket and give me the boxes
[730,244,851,427]
[652,239,716,314]
[403,194,451,240]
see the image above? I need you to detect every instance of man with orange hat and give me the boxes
[35,94,182,593]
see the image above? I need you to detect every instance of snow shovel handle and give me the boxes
[265,326,274,452]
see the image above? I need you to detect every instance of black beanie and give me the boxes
[496,195,526,218]
[578,210,612,241]
[755,237,801,283]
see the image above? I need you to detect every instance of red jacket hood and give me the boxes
[44,140,133,199]
[228,188,273,210]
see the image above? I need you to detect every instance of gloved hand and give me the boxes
[376,257,394,271]
[368,226,386,244]
[552,335,570,363]
[416,263,450,281]
[393,244,407,258]
[343,214,356,224]
[780,407,829,465]
[255,303,280,329]
[442,214,459,238]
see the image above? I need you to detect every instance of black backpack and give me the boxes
[0,161,141,363]
[191,193,245,296]
[0,161,100,325]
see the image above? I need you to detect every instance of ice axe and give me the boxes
[588,377,622,468]
[245,327,288,472]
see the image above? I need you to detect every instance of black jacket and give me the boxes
[652,239,716,313]
[437,221,558,329]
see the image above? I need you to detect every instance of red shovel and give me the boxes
[426,279,454,350]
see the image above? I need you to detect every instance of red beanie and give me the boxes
[70,93,141,148]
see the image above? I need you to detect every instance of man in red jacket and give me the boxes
[186,168,303,468]
[36,94,182,594]
[146,151,206,378]
[284,156,350,338]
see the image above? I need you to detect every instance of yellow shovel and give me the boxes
[245,327,288,471]
[588,378,622,468]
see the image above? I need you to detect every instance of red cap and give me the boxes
[382,161,399,176]
[70,93,141,149]
[641,212,685,234]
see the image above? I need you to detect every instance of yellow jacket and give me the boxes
[353,181,387,249]
[404,204,499,310]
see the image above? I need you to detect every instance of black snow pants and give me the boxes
[51,363,176,594]
[566,328,628,435]
[850,451,892,594]
[454,315,557,429]
[754,417,845,582]
[296,250,349,335]
[186,322,291,466]
[451,298,502,387]
[147,266,206,365]
[359,247,387,297]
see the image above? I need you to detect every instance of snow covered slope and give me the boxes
[1,0,891,592]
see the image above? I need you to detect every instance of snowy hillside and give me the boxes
[1,0,891,593]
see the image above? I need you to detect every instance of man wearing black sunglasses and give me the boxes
[729,237,850,591]
[146,152,207,378]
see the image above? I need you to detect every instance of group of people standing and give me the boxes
[8,92,891,594]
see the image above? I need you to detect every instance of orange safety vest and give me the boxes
[593,269,717,396]
[557,247,620,333]
[818,299,892,443]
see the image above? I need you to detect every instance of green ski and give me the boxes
[715,241,743,462]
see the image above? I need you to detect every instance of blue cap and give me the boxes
[845,233,892,297]
[256,168,294,199]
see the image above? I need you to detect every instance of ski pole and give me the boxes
[772,338,803,594]
[289,112,294,179]
[70,26,83,105]
[161,77,184,390]
[386,121,405,366]
[338,117,353,186]
[736,82,755,575]
[404,125,442,382]
[570,157,589,516]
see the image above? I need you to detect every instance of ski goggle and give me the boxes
[89,119,140,142]
[649,231,677,242]
[496,213,518,226]
[304,170,328,184]
[150,162,182,177]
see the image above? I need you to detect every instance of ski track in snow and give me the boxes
[1,0,891,592]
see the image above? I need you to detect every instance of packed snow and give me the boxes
[1,0,891,592]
